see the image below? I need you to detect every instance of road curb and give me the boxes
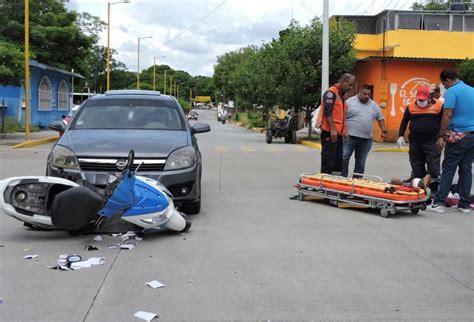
[252,127,265,133]
[298,140,321,150]
[373,147,408,153]
[13,136,58,149]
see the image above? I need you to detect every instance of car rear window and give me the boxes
[70,98,185,130]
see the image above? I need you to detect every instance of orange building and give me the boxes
[334,9,474,141]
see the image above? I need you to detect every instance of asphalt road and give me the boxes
[0,109,473,320]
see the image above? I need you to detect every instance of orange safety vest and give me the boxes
[408,98,443,115]
[316,84,347,135]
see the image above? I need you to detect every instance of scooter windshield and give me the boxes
[99,171,136,217]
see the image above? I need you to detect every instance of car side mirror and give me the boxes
[191,122,210,134]
[49,120,66,133]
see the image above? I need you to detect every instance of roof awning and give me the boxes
[30,60,85,79]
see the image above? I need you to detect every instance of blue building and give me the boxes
[0,60,84,128]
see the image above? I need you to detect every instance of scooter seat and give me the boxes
[51,186,104,230]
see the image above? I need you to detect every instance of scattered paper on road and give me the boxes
[120,244,135,250]
[71,260,92,269]
[134,311,157,321]
[146,280,166,289]
[24,254,38,259]
[93,235,103,241]
[122,231,136,240]
[108,244,120,249]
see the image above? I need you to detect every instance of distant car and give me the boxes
[47,90,211,214]
[187,110,198,121]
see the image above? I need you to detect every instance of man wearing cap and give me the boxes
[397,86,444,181]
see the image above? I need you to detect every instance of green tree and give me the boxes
[0,0,99,86]
[411,0,473,10]
[212,17,356,112]
[458,59,474,86]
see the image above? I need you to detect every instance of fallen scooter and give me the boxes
[0,150,191,234]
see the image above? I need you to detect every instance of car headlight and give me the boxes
[50,145,80,170]
[164,146,196,170]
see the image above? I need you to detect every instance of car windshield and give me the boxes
[70,98,185,131]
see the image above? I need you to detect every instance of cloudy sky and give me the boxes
[66,0,414,77]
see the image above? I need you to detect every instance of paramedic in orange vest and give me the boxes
[397,86,443,180]
[320,73,355,174]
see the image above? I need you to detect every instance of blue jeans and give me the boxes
[434,134,474,209]
[342,135,373,177]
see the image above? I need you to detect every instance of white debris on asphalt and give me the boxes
[120,244,135,250]
[134,311,157,321]
[93,235,103,241]
[146,280,166,289]
[23,254,38,259]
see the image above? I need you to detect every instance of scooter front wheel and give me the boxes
[164,210,187,232]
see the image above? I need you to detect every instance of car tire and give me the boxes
[266,129,272,144]
[291,130,297,144]
[181,200,201,215]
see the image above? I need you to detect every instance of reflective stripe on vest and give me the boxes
[321,84,346,135]
[408,99,443,115]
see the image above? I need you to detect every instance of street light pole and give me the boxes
[189,88,192,109]
[153,56,156,91]
[169,75,173,96]
[24,0,30,141]
[164,70,167,94]
[107,1,129,91]
[137,36,152,89]
[321,0,329,97]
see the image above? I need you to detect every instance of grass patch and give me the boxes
[1,116,40,133]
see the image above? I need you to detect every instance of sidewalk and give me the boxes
[295,127,407,152]
[0,130,59,148]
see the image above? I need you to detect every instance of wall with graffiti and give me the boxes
[353,59,455,141]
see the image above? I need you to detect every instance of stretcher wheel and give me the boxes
[380,208,389,218]
[297,192,304,201]
[410,208,420,215]
[420,203,427,211]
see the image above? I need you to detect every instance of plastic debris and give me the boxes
[146,280,166,289]
[134,311,157,321]
[108,244,120,249]
[120,244,135,250]
[111,233,122,237]
[24,254,38,259]
[49,254,105,271]
[93,235,103,242]
[85,245,99,251]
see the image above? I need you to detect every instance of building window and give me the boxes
[398,13,422,30]
[57,80,69,111]
[38,76,52,111]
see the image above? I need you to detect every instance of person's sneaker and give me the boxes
[456,207,471,214]
[427,203,445,213]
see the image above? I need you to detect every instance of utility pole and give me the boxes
[322,0,329,98]
[24,0,30,141]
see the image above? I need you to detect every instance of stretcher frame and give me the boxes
[295,173,428,218]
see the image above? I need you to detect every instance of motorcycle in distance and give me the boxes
[0,150,191,234]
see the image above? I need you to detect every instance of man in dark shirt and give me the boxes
[398,86,443,180]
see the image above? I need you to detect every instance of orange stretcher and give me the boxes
[295,173,428,218]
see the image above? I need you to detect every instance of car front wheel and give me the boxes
[181,200,201,215]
